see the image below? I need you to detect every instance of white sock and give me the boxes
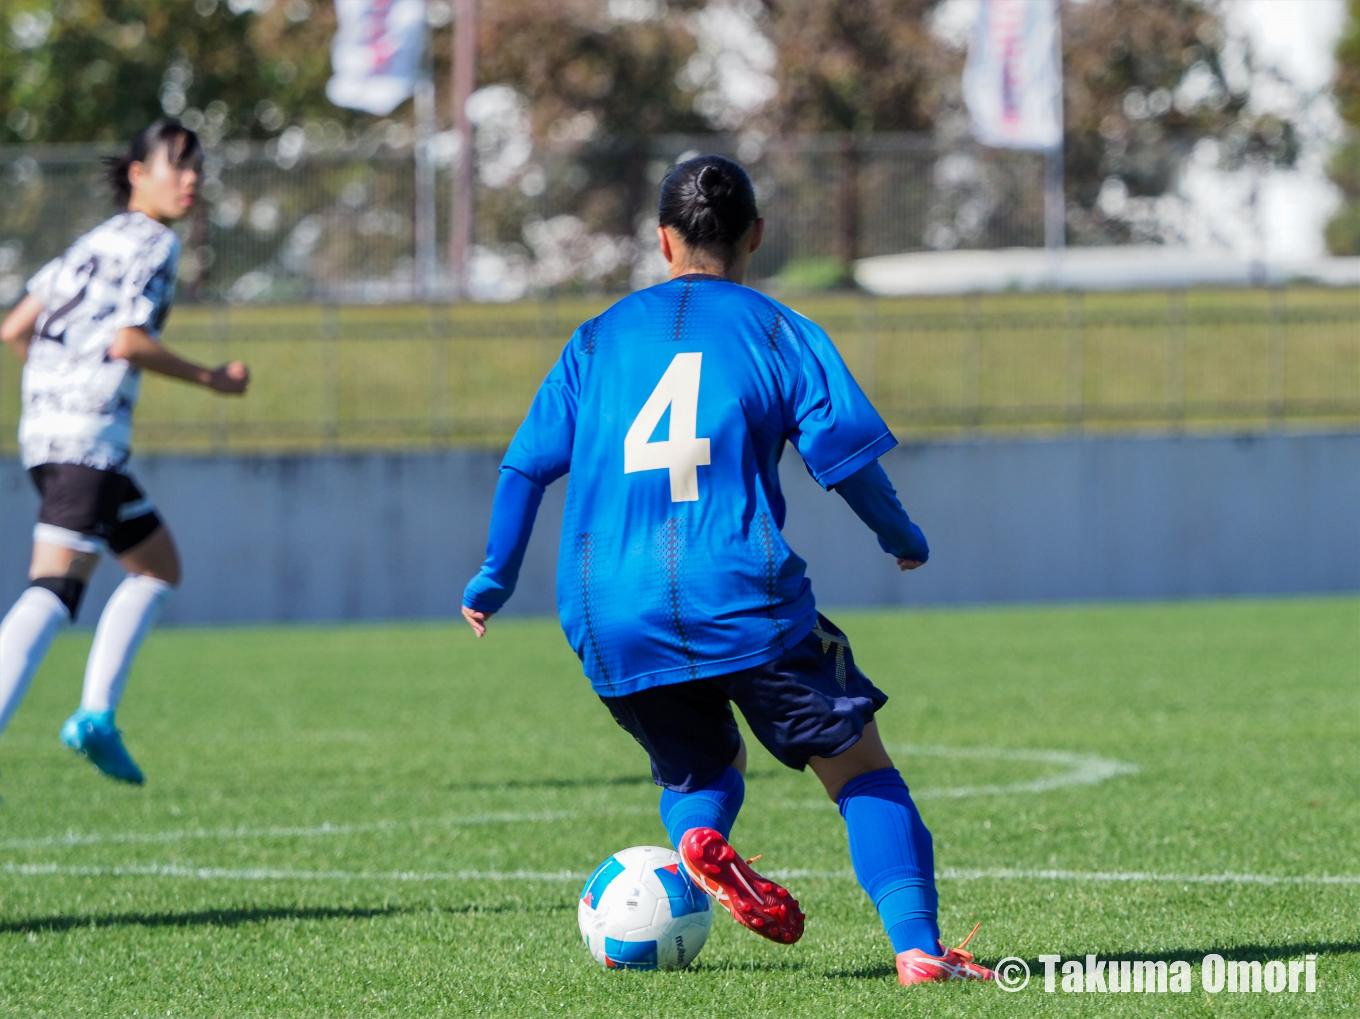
[80,575,175,715]
[0,587,71,734]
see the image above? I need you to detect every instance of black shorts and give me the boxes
[29,463,163,556]
[601,614,889,793]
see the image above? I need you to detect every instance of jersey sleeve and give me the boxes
[115,234,180,338]
[25,257,62,305]
[499,328,584,486]
[463,466,547,613]
[786,314,897,489]
[833,460,929,562]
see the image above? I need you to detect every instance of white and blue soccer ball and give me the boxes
[577,845,713,970]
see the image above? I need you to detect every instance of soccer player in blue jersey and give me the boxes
[462,156,993,985]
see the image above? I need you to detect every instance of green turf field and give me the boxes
[0,599,1356,1016]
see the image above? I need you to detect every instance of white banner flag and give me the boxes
[326,0,427,117]
[963,0,1063,151]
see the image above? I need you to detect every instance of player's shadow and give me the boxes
[690,959,806,974]
[445,769,784,794]
[1018,941,1360,968]
[443,774,656,793]
[0,901,572,936]
[828,940,1360,982]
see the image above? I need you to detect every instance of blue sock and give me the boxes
[659,766,745,850]
[838,767,941,955]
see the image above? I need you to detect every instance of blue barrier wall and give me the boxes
[2,432,1357,625]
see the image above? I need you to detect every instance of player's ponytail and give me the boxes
[658,155,758,265]
[104,119,202,209]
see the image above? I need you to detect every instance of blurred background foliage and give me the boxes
[1326,0,1360,255]
[0,0,359,147]
[0,0,1332,276]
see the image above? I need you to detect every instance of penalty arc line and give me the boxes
[3,862,1358,887]
[0,747,1142,852]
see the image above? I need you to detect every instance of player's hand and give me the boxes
[210,361,250,394]
[896,557,924,571]
[462,605,494,637]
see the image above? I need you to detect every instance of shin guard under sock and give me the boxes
[838,767,941,955]
[0,586,72,734]
[659,766,745,850]
[80,575,174,714]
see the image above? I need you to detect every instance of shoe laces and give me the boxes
[942,921,983,961]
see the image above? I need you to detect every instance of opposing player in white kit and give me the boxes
[0,120,249,784]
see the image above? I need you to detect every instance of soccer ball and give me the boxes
[578,845,713,970]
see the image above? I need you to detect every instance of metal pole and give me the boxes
[1043,145,1065,251]
[1044,0,1066,287]
[414,55,437,301]
[1267,286,1287,428]
[450,0,478,300]
[1044,0,1065,252]
[321,303,339,448]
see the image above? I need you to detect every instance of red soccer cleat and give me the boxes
[678,827,805,945]
[896,922,996,985]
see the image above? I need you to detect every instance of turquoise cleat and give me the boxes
[59,710,145,785]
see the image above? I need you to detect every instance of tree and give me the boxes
[0,0,361,147]
[0,1,727,293]
[1326,0,1360,255]
[757,0,954,134]
[751,0,1299,253]
[474,0,713,269]
[748,0,953,270]
[479,1,708,139]
[1060,0,1297,245]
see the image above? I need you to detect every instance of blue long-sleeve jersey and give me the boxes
[463,275,926,696]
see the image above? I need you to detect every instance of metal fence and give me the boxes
[0,135,1045,304]
[2,289,1355,455]
[3,137,1355,451]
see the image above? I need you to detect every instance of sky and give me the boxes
[1213,0,1348,259]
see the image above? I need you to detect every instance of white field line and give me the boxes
[1,746,1141,852]
[884,744,1141,799]
[0,812,580,851]
[0,862,583,883]
[3,862,1358,887]
[786,868,1360,887]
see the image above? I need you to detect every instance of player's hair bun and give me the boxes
[104,119,203,210]
[659,156,758,265]
[693,165,721,206]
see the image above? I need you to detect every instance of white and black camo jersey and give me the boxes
[20,211,180,471]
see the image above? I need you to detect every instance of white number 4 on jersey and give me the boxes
[624,352,712,502]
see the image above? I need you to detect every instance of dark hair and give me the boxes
[658,155,758,264]
[104,119,202,209]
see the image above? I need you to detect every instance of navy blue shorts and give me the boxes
[601,614,888,793]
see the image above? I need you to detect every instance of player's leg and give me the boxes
[1,464,106,739]
[60,476,174,785]
[787,616,991,984]
[80,524,178,716]
[660,738,746,851]
[818,736,991,985]
[807,721,942,956]
[724,613,990,975]
[598,681,805,940]
[601,680,747,850]
[0,539,98,735]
